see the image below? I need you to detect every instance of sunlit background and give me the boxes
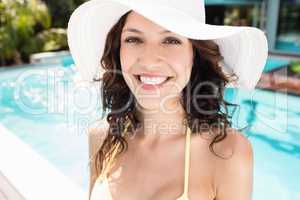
[0,0,299,199]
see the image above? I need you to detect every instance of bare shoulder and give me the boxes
[88,119,109,196]
[210,128,253,160]
[213,128,253,200]
[88,119,109,154]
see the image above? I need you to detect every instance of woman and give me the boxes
[68,0,268,199]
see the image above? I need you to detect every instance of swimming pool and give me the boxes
[0,63,299,199]
[225,87,300,200]
[0,63,101,191]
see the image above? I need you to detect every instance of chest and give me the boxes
[104,142,216,200]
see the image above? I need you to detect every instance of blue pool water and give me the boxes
[275,41,300,54]
[263,58,290,73]
[225,88,300,200]
[0,63,299,199]
[0,64,102,191]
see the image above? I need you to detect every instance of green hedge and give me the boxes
[42,0,86,28]
[0,0,70,66]
[289,61,300,74]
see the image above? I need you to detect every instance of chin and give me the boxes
[135,98,162,111]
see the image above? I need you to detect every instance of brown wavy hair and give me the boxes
[93,11,239,180]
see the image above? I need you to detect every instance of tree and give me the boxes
[0,0,51,65]
[41,0,86,28]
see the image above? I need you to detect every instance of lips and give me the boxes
[133,74,173,90]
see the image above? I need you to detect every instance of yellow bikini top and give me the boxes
[90,124,192,200]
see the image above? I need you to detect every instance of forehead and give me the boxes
[122,11,180,36]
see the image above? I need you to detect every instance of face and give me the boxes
[120,11,194,112]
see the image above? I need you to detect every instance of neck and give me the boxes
[134,99,188,144]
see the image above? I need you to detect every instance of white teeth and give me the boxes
[140,76,168,85]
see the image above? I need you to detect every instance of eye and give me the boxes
[124,37,142,44]
[164,37,182,45]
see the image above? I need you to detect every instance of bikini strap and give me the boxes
[183,125,191,196]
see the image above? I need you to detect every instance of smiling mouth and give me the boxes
[133,75,173,85]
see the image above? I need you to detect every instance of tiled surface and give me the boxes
[0,125,87,200]
[0,171,24,200]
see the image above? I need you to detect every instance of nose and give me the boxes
[137,43,164,70]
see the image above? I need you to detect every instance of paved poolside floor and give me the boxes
[0,171,24,200]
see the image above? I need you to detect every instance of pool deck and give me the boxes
[257,72,300,95]
[0,124,88,200]
[0,171,24,200]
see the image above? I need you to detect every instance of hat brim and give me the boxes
[67,0,268,89]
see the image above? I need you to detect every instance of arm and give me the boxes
[215,131,254,200]
[88,121,109,198]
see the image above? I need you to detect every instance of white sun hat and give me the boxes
[67,0,268,89]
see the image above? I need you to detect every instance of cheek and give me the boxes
[120,47,138,89]
[168,49,193,83]
[120,47,132,72]
[120,45,141,71]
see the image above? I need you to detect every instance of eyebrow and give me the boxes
[122,28,171,34]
